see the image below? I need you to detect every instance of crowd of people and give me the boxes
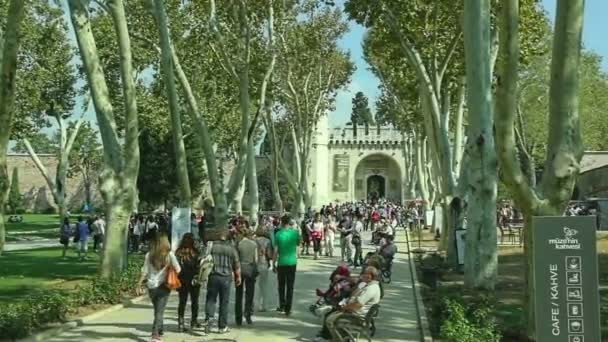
[58,215,106,260]
[135,199,404,342]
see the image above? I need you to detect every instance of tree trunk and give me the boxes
[231,177,245,215]
[99,204,130,277]
[0,0,26,256]
[153,0,191,207]
[270,157,283,212]
[463,0,498,290]
[246,139,259,220]
[68,0,140,276]
[494,0,585,337]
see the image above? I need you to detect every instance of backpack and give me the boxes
[372,212,381,222]
[197,241,214,285]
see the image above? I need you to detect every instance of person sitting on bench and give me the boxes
[314,266,381,342]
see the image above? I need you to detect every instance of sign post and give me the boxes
[171,207,191,251]
[533,216,600,342]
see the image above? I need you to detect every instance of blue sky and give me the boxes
[328,0,608,127]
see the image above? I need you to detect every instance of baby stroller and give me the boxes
[309,265,354,317]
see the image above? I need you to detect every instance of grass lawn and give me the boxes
[0,246,103,303]
[4,214,62,242]
[414,229,608,341]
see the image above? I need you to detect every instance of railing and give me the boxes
[329,126,405,142]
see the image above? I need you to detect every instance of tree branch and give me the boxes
[495,0,539,213]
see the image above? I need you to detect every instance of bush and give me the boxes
[41,206,57,215]
[0,260,142,340]
[438,295,502,342]
[0,292,71,339]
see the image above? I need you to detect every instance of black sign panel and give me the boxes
[533,216,601,342]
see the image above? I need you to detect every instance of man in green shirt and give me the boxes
[273,215,301,316]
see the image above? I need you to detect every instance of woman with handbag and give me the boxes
[175,233,201,332]
[235,229,258,326]
[139,234,181,342]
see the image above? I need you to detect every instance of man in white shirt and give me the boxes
[315,266,381,341]
[352,215,364,267]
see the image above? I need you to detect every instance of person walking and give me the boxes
[255,227,273,312]
[311,214,324,260]
[75,216,89,261]
[352,214,364,267]
[235,230,258,325]
[273,215,301,316]
[204,229,241,334]
[60,217,72,259]
[339,214,353,264]
[92,215,106,252]
[132,216,143,252]
[324,215,337,257]
[139,235,181,342]
[175,233,201,332]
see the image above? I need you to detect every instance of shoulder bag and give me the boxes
[166,254,182,290]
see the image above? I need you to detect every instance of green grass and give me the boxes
[0,246,102,303]
[4,214,61,241]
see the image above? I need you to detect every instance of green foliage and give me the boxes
[0,259,141,340]
[258,166,293,210]
[344,0,548,133]
[351,91,375,126]
[12,133,58,154]
[520,49,608,162]
[426,289,501,342]
[6,168,23,214]
[0,1,78,138]
[439,297,502,342]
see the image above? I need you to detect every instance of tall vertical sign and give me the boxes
[533,216,600,342]
[171,207,191,251]
[333,155,349,192]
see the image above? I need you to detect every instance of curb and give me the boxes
[405,229,433,342]
[18,295,148,342]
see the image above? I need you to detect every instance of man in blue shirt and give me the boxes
[76,216,89,261]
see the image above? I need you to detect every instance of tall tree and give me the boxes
[495,0,585,337]
[151,0,191,207]
[66,121,103,208]
[0,0,25,255]
[67,0,141,276]
[269,0,354,218]
[350,91,374,135]
[462,0,498,290]
[7,167,23,214]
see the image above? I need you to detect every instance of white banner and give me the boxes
[171,207,191,251]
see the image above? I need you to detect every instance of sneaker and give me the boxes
[218,326,230,334]
[276,307,285,313]
[151,334,162,342]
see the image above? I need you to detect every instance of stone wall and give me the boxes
[6,153,102,213]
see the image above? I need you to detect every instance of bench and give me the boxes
[502,218,524,245]
[333,304,380,342]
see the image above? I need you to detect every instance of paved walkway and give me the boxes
[4,239,57,251]
[47,231,421,342]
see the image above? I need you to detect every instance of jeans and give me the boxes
[148,286,170,336]
[325,233,335,257]
[353,243,363,266]
[256,266,272,311]
[205,274,232,329]
[178,282,200,322]
[277,265,296,313]
[340,235,352,262]
[313,237,322,253]
[93,234,103,250]
[235,274,256,324]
